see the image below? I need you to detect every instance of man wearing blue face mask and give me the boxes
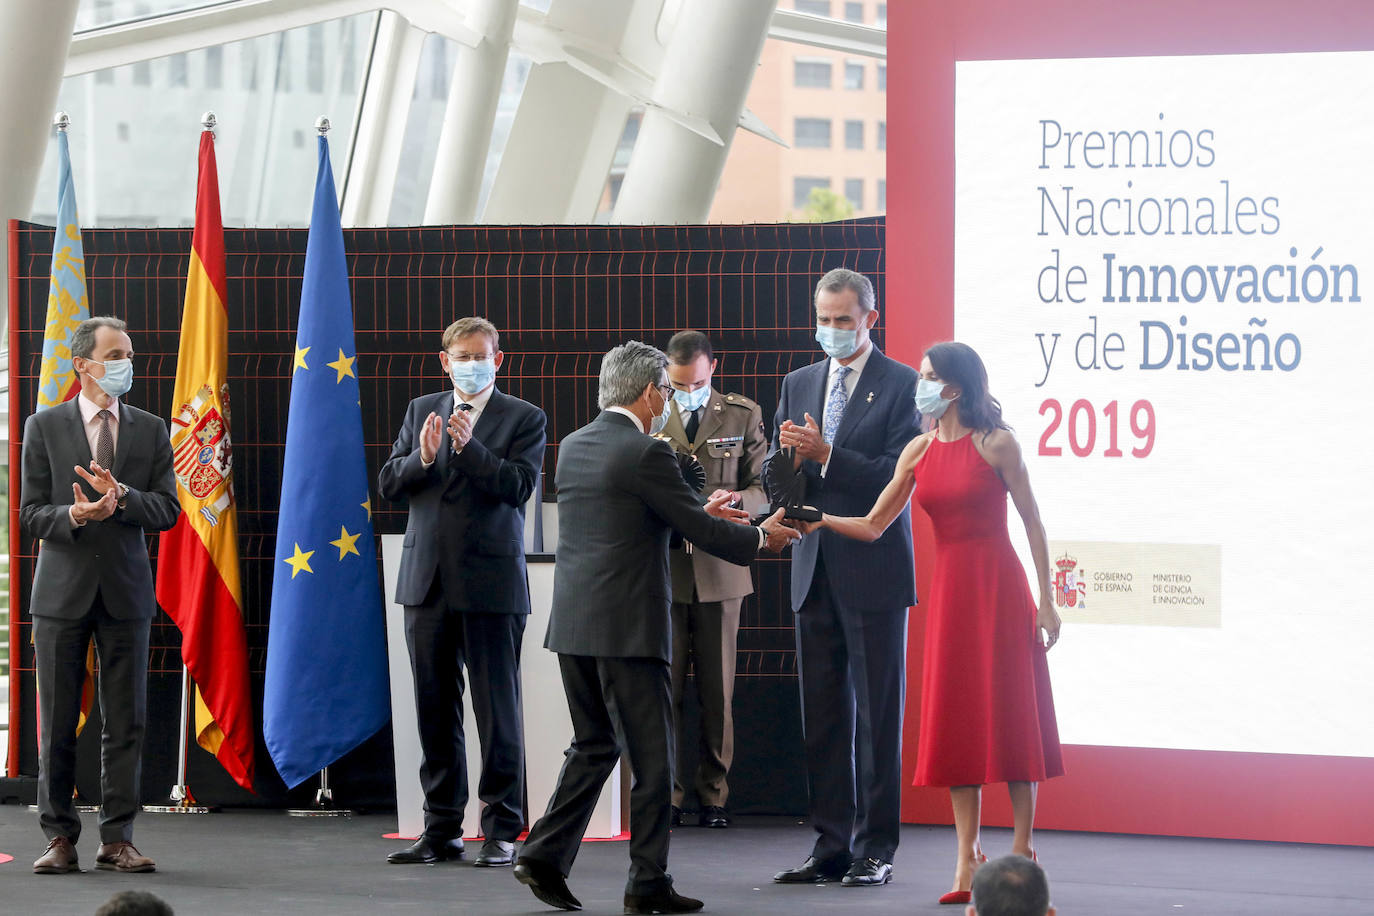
[771,268,920,889]
[22,316,180,875]
[378,316,547,868]
[660,331,769,830]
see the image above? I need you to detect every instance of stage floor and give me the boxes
[0,808,1369,915]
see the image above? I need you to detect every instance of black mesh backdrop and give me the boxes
[7,217,885,811]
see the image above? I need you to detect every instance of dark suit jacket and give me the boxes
[378,387,547,613]
[546,411,762,662]
[772,346,920,612]
[20,397,180,620]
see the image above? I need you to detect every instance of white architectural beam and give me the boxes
[339,11,426,226]
[423,0,519,224]
[768,8,886,59]
[482,62,632,223]
[64,0,481,76]
[613,0,776,224]
[0,0,83,339]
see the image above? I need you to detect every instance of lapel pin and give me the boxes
[866,391,875,403]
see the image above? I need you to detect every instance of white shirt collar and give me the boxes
[77,391,119,424]
[829,340,874,379]
[453,384,496,413]
[606,405,646,433]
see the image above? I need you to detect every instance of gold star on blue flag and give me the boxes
[264,132,389,789]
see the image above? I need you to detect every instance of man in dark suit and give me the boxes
[513,341,797,914]
[771,269,920,888]
[21,316,180,875]
[378,317,546,868]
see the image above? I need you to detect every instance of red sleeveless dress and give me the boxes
[912,432,1063,787]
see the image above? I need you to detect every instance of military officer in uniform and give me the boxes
[659,330,769,829]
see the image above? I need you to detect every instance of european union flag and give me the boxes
[264,132,389,789]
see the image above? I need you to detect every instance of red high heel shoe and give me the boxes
[938,853,987,904]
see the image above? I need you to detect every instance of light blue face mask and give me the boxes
[450,358,496,395]
[648,386,673,435]
[91,358,133,398]
[915,377,954,419]
[673,385,711,413]
[815,325,859,360]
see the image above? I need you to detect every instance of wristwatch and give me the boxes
[116,482,130,509]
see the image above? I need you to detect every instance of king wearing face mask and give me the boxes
[378,316,548,869]
[770,268,921,889]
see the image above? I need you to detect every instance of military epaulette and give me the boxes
[722,392,757,410]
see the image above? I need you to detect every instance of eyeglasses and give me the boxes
[446,350,492,363]
[654,383,674,400]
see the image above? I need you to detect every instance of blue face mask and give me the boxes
[450,358,496,395]
[91,358,133,398]
[816,325,859,360]
[649,386,673,435]
[915,377,954,419]
[673,385,711,413]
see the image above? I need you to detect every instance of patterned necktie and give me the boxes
[822,366,851,445]
[95,409,115,470]
[685,407,700,444]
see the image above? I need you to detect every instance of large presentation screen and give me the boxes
[955,51,1373,758]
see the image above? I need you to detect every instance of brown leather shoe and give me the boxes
[33,836,80,874]
[95,841,156,873]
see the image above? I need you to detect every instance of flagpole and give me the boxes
[287,766,352,817]
[144,666,212,814]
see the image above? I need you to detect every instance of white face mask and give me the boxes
[648,386,672,435]
[915,377,954,419]
[90,357,134,398]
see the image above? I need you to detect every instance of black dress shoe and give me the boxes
[841,857,892,886]
[670,805,683,827]
[514,856,582,911]
[386,836,465,864]
[474,838,515,867]
[773,854,852,883]
[698,805,730,829]
[623,886,704,914]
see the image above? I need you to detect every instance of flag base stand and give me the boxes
[288,768,352,817]
[144,785,214,815]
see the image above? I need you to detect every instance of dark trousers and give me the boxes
[403,594,527,842]
[670,596,741,808]
[521,654,675,895]
[795,554,908,863]
[33,591,149,845]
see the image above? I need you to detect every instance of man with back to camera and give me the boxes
[22,316,181,875]
[659,330,769,829]
[968,855,1057,916]
[513,340,798,914]
[378,316,546,868]
[771,268,920,888]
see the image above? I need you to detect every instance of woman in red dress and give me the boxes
[805,341,1063,904]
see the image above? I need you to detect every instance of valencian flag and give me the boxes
[38,119,96,734]
[263,129,388,788]
[154,126,256,792]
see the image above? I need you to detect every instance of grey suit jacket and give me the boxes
[545,411,762,662]
[20,397,180,620]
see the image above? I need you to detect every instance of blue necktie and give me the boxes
[823,366,851,445]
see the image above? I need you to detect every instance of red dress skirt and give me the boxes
[912,432,1063,787]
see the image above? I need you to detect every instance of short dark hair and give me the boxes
[665,330,713,364]
[971,855,1051,916]
[71,316,128,360]
[94,890,175,916]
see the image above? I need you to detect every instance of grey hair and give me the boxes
[814,268,876,313]
[971,855,1051,916]
[71,316,128,360]
[598,340,668,409]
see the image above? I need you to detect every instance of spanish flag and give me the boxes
[154,127,255,792]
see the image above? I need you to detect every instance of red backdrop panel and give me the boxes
[888,0,1374,846]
